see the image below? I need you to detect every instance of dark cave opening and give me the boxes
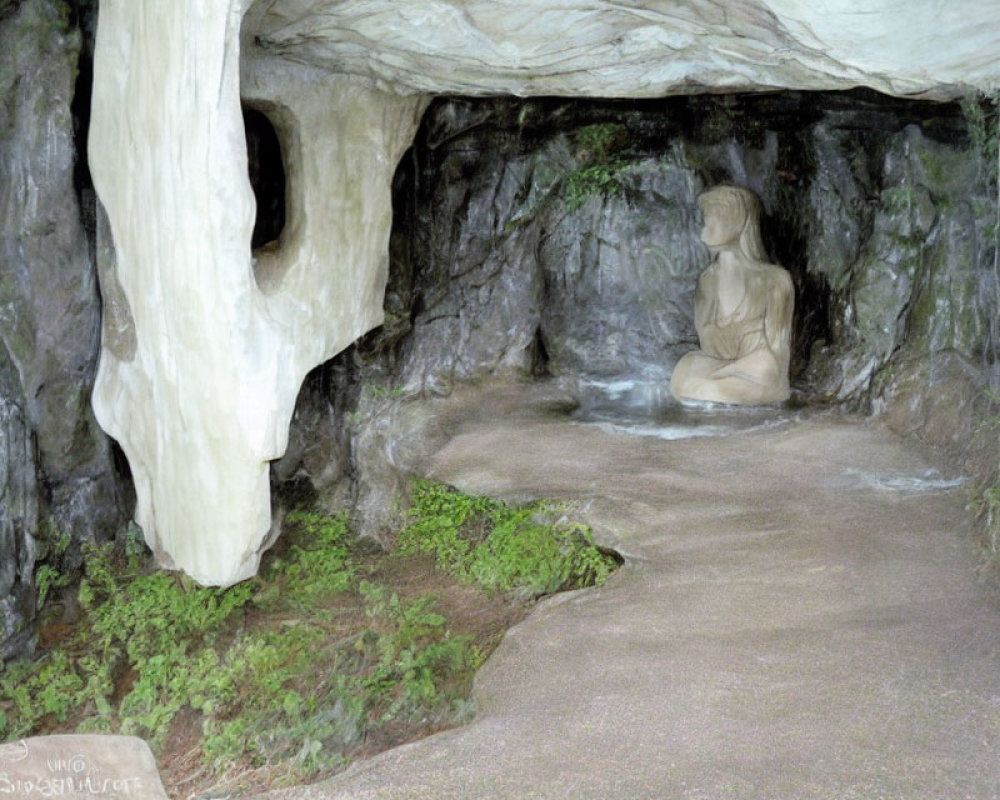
[379,90,970,406]
[243,106,287,251]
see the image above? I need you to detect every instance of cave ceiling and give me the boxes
[242,0,1000,100]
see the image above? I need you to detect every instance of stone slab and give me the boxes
[0,735,167,799]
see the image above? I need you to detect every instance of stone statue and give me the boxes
[670,185,793,405]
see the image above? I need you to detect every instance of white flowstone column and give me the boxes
[88,0,426,586]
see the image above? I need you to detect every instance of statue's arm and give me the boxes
[693,272,716,345]
[709,269,792,381]
[764,270,794,365]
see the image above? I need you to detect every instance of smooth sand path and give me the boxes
[261,389,1000,799]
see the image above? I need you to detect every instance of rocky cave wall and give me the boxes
[0,0,128,660]
[276,91,1000,538]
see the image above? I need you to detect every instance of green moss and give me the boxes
[563,161,628,211]
[397,480,618,597]
[573,123,628,162]
[557,123,633,211]
[915,145,972,199]
[961,92,1000,247]
[881,185,917,216]
[962,94,999,182]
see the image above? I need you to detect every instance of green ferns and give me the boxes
[398,480,617,597]
[1,485,616,790]
[562,123,631,211]
[0,512,480,783]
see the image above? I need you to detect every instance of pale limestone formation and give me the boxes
[89,1,425,585]
[242,0,1000,99]
[671,186,793,405]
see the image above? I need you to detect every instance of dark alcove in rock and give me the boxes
[389,91,982,402]
[274,89,1000,541]
[244,106,287,250]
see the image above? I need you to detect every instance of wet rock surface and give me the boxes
[0,345,37,661]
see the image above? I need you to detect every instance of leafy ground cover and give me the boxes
[1,482,618,799]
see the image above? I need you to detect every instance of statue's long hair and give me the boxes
[697,185,768,262]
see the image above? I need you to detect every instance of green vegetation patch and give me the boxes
[562,123,631,211]
[397,480,618,597]
[1,484,616,795]
[0,511,480,790]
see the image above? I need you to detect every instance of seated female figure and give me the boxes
[670,185,793,405]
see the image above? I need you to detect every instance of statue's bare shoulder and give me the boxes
[758,261,793,289]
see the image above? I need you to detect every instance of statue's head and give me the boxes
[697,185,767,262]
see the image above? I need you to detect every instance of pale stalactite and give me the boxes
[89,0,426,586]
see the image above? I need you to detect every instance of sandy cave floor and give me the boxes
[255,385,1000,800]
